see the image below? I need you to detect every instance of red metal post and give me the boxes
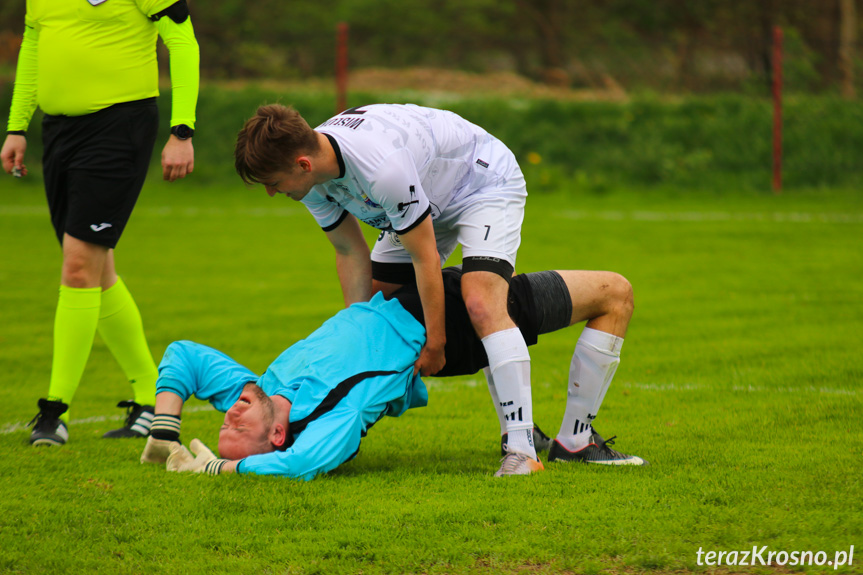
[772,26,783,194]
[336,22,349,114]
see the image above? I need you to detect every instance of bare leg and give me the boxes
[550,270,644,463]
[61,234,109,288]
[371,279,403,297]
[555,270,634,336]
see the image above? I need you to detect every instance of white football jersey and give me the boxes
[302,104,507,234]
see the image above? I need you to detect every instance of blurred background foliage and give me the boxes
[0,0,861,192]
[1,0,860,94]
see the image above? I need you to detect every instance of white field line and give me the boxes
[0,205,303,217]
[623,381,861,396]
[3,206,863,223]
[558,210,863,224]
[4,382,857,434]
[426,378,860,397]
[0,404,215,435]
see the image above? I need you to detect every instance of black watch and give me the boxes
[170,124,194,140]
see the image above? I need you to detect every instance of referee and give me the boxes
[1,0,200,446]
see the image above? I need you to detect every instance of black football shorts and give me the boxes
[42,98,158,248]
[392,266,548,377]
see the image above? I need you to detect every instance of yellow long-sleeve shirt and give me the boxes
[7,0,198,131]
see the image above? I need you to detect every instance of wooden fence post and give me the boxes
[772,26,783,194]
[336,22,349,114]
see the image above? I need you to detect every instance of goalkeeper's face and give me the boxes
[218,383,277,460]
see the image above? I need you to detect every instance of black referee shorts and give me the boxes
[42,98,158,248]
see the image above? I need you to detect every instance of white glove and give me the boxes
[165,441,194,471]
[141,436,179,464]
[166,438,228,475]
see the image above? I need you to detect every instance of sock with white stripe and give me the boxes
[150,414,181,442]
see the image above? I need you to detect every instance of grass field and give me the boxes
[0,176,861,574]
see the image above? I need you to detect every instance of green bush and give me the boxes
[3,83,861,191]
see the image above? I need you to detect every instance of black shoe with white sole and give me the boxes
[29,398,70,446]
[548,429,647,466]
[103,400,154,438]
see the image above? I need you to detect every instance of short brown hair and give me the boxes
[234,104,321,185]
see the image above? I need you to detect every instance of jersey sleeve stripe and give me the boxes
[393,206,431,235]
[321,210,349,232]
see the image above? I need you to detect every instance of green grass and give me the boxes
[0,176,861,574]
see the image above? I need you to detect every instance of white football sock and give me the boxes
[484,367,508,436]
[482,328,535,459]
[557,327,623,451]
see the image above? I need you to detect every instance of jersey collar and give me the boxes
[323,133,346,179]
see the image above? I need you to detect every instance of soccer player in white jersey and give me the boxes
[235,103,541,475]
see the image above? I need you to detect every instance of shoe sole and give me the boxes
[102,431,148,439]
[31,437,65,446]
[549,441,648,466]
[550,456,648,466]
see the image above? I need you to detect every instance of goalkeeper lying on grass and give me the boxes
[142,266,646,479]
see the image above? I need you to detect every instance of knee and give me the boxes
[462,273,513,336]
[606,273,634,320]
[61,242,107,288]
[61,255,100,288]
[463,292,504,333]
[464,292,490,324]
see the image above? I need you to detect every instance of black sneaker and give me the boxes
[103,400,154,438]
[29,398,69,446]
[548,429,647,466]
[500,424,553,456]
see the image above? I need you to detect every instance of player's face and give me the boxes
[262,163,315,201]
[218,383,276,460]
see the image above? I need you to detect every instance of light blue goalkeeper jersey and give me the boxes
[156,293,427,480]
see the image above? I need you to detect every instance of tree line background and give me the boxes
[1,0,861,191]
[0,0,860,96]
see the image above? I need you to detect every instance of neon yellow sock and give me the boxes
[97,277,158,406]
[48,286,102,423]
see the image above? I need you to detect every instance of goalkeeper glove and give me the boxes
[141,414,182,464]
[167,438,229,475]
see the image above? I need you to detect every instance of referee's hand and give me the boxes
[162,136,194,181]
[1,134,28,177]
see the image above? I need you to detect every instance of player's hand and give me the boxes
[1,134,28,177]
[165,441,194,471]
[167,438,229,475]
[141,436,179,464]
[414,343,445,377]
[161,136,194,181]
